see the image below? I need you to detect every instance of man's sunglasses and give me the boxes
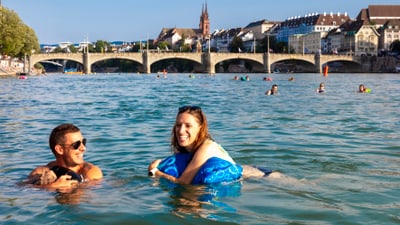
[178,105,202,113]
[62,138,87,150]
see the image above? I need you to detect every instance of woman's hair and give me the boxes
[49,123,80,154]
[171,106,211,153]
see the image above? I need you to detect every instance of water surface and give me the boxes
[1,73,399,224]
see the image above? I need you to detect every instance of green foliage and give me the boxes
[229,36,243,53]
[158,41,171,50]
[176,43,192,52]
[390,40,400,52]
[94,40,110,53]
[0,7,40,57]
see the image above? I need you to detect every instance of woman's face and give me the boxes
[174,112,201,152]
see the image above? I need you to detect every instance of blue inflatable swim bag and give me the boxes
[157,153,243,184]
[157,153,192,178]
[192,157,243,184]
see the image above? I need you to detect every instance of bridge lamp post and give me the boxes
[267,31,270,54]
[208,36,211,53]
[253,37,256,54]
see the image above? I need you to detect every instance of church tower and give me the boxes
[199,2,210,37]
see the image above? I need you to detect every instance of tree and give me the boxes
[0,7,40,57]
[19,26,40,57]
[94,40,110,53]
[229,36,243,53]
[390,40,400,52]
[157,41,170,51]
[259,35,276,53]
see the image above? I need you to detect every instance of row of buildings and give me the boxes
[155,4,400,56]
[41,4,400,58]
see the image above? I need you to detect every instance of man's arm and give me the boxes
[27,166,79,188]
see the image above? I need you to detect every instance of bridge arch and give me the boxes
[147,53,203,65]
[30,53,83,69]
[269,54,315,65]
[29,52,361,74]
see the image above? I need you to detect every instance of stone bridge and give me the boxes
[29,52,360,74]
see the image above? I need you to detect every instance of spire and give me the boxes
[199,2,210,37]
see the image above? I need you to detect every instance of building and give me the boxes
[356,5,400,51]
[243,20,278,40]
[210,28,242,52]
[276,12,350,43]
[325,20,380,56]
[289,32,327,54]
[155,3,210,50]
[378,19,400,51]
[356,5,400,27]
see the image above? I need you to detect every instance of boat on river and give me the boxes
[64,68,83,75]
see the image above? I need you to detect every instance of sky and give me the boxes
[3,0,400,44]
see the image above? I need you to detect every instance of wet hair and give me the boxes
[49,123,80,154]
[171,106,211,153]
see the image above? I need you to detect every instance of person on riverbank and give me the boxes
[266,84,279,95]
[26,123,103,188]
[316,82,326,93]
[148,106,281,185]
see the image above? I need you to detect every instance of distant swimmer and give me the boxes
[358,84,371,93]
[265,84,279,95]
[263,77,272,81]
[316,82,326,93]
[241,75,250,81]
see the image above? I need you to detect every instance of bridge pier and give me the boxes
[314,53,322,74]
[28,56,32,74]
[83,53,91,74]
[202,53,214,74]
[264,53,271,73]
[142,52,151,74]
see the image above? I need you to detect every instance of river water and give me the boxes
[0,73,399,225]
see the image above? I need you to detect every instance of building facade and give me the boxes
[276,12,350,43]
[155,3,210,49]
[357,5,400,51]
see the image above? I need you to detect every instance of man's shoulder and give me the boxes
[81,162,103,180]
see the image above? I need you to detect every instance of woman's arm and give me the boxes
[149,140,215,184]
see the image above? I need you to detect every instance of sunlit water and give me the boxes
[1,73,399,225]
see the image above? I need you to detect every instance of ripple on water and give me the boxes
[0,73,399,224]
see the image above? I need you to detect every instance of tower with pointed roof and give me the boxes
[199,2,210,38]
